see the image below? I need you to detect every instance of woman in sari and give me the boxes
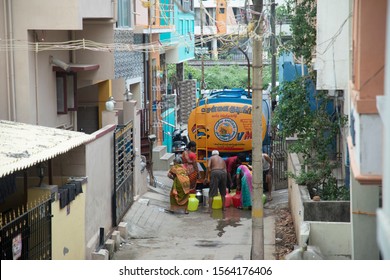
[167,158,191,214]
[236,163,253,210]
[181,141,199,192]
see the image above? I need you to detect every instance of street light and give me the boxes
[124,89,133,101]
[105,96,116,111]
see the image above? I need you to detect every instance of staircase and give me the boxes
[141,137,174,171]
[141,137,175,171]
[152,145,175,171]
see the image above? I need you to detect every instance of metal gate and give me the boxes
[1,198,52,260]
[113,121,134,226]
[270,131,288,190]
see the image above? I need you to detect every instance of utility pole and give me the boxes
[271,0,276,90]
[148,2,153,134]
[200,1,205,93]
[251,0,264,260]
[148,1,155,181]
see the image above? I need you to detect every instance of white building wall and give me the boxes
[194,0,216,8]
[376,0,390,260]
[194,0,250,8]
[80,0,116,18]
[350,176,381,259]
[309,222,351,259]
[85,125,116,259]
[316,0,350,91]
[12,0,82,30]
[195,25,217,35]
[0,0,115,124]
[123,100,149,199]
[134,0,148,26]
[76,23,115,81]
[35,31,74,128]
[352,110,383,175]
[276,23,291,37]
[0,2,7,120]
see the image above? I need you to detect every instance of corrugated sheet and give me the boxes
[0,120,95,178]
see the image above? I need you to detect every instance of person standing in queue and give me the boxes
[204,150,227,211]
[182,141,199,192]
[225,153,243,192]
[236,153,253,210]
[167,157,191,214]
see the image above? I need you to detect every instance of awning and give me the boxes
[52,63,99,72]
[0,120,95,177]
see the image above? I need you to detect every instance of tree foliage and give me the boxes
[168,63,272,90]
[273,0,349,201]
[284,0,317,66]
[272,77,348,200]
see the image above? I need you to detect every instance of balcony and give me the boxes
[134,2,174,33]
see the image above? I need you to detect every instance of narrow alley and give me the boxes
[112,171,289,260]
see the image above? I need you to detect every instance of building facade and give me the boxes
[0,0,147,259]
[316,0,387,259]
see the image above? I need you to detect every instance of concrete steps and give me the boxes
[152,145,175,171]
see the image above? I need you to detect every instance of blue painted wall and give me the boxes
[160,2,195,62]
[162,108,176,152]
[278,52,308,83]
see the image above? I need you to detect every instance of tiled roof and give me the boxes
[0,120,95,177]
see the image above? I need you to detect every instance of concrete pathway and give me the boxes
[113,171,289,260]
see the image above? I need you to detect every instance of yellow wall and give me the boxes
[27,185,86,260]
[50,184,86,260]
[98,80,112,128]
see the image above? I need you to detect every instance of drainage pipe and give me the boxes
[6,0,17,121]
[4,0,16,121]
[35,44,39,124]
[3,0,10,120]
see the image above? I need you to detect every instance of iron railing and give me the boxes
[113,121,135,226]
[1,197,52,260]
[271,131,288,190]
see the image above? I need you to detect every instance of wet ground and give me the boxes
[112,171,289,260]
[113,202,279,260]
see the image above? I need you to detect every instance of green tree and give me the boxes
[168,63,272,90]
[273,0,348,200]
[272,77,348,200]
[284,0,317,66]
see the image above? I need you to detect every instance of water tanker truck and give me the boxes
[187,88,271,181]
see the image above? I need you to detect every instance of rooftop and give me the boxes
[0,120,95,177]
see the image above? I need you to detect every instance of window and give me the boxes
[182,0,192,12]
[195,9,200,26]
[117,0,132,28]
[180,19,184,34]
[56,72,77,114]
